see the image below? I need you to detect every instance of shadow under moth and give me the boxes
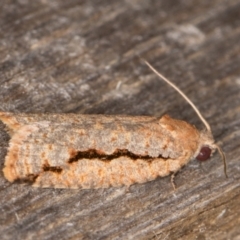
[0,61,227,189]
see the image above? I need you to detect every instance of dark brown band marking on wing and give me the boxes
[68,149,168,163]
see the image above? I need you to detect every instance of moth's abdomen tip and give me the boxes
[196,146,212,161]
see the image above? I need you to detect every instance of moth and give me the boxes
[0,61,226,189]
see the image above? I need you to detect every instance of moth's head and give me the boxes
[196,145,212,161]
[196,130,227,177]
[195,130,216,161]
[142,60,227,176]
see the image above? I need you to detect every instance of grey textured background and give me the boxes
[0,0,240,239]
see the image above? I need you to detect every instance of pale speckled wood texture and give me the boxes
[0,0,240,240]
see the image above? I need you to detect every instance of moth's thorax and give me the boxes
[159,115,201,157]
[159,115,216,161]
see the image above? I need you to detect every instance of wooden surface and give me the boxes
[0,0,240,239]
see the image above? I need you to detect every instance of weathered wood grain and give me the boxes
[0,0,240,239]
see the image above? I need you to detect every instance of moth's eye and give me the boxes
[196,146,212,161]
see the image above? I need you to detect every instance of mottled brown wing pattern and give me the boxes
[0,112,214,189]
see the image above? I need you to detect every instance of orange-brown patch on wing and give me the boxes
[3,125,39,182]
[41,152,46,159]
[48,144,53,150]
[78,129,86,135]
[0,112,22,134]
[94,122,103,130]
[68,148,78,158]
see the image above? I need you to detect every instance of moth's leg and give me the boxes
[171,173,176,190]
[123,184,132,193]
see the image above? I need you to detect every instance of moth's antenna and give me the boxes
[215,144,228,178]
[143,60,228,177]
[143,60,211,132]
